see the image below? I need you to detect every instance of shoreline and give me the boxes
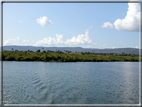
[2,60,142,62]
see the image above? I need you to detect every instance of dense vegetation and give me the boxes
[2,49,140,62]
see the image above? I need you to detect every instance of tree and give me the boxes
[36,49,40,52]
[43,50,46,53]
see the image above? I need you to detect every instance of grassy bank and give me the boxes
[2,50,140,62]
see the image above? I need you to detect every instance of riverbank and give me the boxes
[2,50,140,62]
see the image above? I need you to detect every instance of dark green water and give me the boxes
[3,61,139,104]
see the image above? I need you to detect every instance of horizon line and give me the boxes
[1,45,140,49]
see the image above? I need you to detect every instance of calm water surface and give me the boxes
[3,61,139,104]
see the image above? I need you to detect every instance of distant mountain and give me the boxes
[1,45,140,54]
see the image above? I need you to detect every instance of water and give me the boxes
[3,61,139,104]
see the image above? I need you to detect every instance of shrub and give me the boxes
[5,55,15,61]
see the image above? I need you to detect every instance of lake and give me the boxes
[2,61,139,104]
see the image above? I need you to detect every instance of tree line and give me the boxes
[2,49,140,62]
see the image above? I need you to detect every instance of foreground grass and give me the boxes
[2,50,140,62]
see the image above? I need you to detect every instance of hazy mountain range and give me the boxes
[1,45,140,54]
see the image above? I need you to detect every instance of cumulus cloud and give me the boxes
[136,46,138,48]
[4,37,29,46]
[114,2,140,32]
[35,34,63,46]
[4,39,17,45]
[36,16,52,27]
[65,29,96,45]
[23,40,29,43]
[35,29,96,46]
[102,22,113,29]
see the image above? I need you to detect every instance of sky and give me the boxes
[3,1,140,49]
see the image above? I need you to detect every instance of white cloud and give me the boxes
[56,34,64,44]
[22,39,29,43]
[17,37,20,42]
[113,47,115,49]
[101,22,113,28]
[4,37,29,46]
[4,39,16,45]
[136,46,138,48]
[35,29,97,46]
[36,16,52,27]
[35,34,63,46]
[65,29,96,45]
[114,2,140,32]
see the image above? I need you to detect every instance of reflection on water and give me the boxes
[120,62,139,104]
[3,62,139,104]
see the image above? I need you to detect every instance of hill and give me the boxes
[1,45,140,54]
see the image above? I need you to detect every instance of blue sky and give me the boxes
[3,2,140,49]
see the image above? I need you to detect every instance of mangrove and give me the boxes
[2,49,140,62]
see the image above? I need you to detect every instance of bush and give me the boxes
[24,57,32,61]
[5,55,15,61]
[15,56,24,61]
